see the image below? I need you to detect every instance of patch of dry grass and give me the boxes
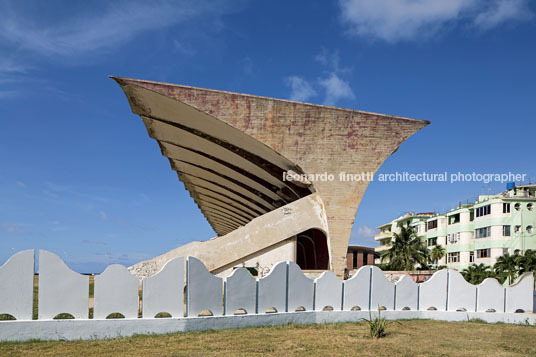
[1,319,535,356]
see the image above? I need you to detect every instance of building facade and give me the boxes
[375,184,536,270]
[346,245,378,271]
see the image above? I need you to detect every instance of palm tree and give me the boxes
[380,227,429,271]
[430,245,446,266]
[515,249,536,274]
[461,263,492,284]
[493,254,518,284]
[461,264,477,283]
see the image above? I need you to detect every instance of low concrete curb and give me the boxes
[1,310,535,342]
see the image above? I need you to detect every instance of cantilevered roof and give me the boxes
[113,77,315,236]
[113,76,429,274]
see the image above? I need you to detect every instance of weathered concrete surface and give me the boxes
[129,193,328,277]
[114,77,429,276]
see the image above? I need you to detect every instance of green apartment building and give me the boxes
[374,184,536,270]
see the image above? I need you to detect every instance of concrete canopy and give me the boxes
[112,77,429,277]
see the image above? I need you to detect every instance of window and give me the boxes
[427,237,437,246]
[476,205,491,217]
[503,203,510,213]
[427,220,438,230]
[447,232,460,244]
[515,225,521,233]
[528,203,533,211]
[515,203,521,211]
[449,214,460,225]
[502,248,509,255]
[447,252,460,263]
[469,251,474,263]
[503,225,511,236]
[475,226,491,238]
[476,248,491,259]
[527,225,533,233]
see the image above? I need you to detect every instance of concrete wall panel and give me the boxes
[0,250,34,320]
[447,270,476,312]
[187,257,223,317]
[94,265,138,319]
[477,278,504,312]
[370,266,394,310]
[343,266,370,311]
[287,262,314,312]
[505,272,534,313]
[314,271,342,311]
[395,275,418,311]
[224,268,256,315]
[142,257,184,318]
[257,261,287,313]
[419,269,448,311]
[38,250,88,320]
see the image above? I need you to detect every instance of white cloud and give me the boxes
[474,0,533,30]
[15,180,26,188]
[1,222,24,233]
[315,49,340,70]
[339,0,533,42]
[286,49,355,106]
[351,225,377,245]
[0,90,19,100]
[285,76,317,102]
[0,58,31,74]
[81,240,107,246]
[81,251,153,264]
[173,40,197,56]
[319,73,355,106]
[0,0,235,57]
[242,56,254,75]
[0,1,239,100]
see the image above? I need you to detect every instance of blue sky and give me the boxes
[1,0,535,273]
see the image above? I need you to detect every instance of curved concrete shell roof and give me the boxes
[113,76,429,275]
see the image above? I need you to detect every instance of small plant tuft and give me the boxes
[360,308,399,338]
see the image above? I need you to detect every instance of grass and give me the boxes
[0,320,535,356]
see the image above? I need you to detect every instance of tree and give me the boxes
[380,227,429,271]
[430,245,446,265]
[461,263,492,284]
[515,249,536,275]
[493,254,518,285]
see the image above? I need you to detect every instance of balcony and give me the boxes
[375,244,390,252]
[374,231,392,241]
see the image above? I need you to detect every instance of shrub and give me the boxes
[360,308,399,338]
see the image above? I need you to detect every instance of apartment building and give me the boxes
[374,212,434,262]
[374,183,536,269]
